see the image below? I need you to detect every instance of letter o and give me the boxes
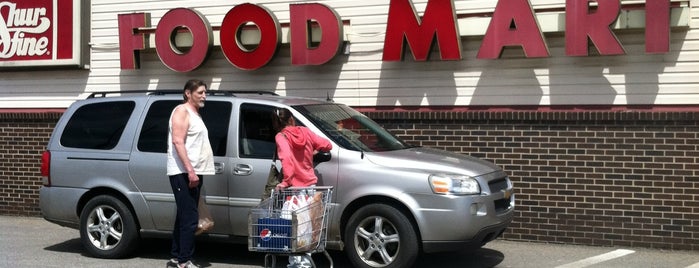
[220,3,280,70]
[155,8,212,72]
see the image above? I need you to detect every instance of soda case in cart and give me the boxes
[248,186,334,268]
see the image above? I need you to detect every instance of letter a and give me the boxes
[477,0,549,59]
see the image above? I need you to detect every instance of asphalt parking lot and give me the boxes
[2,215,698,268]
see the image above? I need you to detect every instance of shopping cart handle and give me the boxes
[286,186,333,191]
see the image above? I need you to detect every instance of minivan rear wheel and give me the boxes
[344,204,418,268]
[79,195,139,258]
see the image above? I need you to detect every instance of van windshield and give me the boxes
[296,104,413,152]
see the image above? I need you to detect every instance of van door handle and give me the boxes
[234,164,252,175]
[214,162,225,174]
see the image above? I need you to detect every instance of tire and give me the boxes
[79,195,140,258]
[344,204,419,268]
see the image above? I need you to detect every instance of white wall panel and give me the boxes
[0,0,698,108]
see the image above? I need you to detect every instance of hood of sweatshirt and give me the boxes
[281,126,308,149]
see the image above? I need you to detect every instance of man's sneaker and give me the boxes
[167,258,178,267]
[178,261,200,268]
[287,254,313,268]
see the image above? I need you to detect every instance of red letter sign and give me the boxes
[155,8,212,72]
[645,0,670,53]
[477,0,549,59]
[220,3,280,70]
[290,3,343,65]
[383,0,461,61]
[566,0,625,56]
[118,13,149,69]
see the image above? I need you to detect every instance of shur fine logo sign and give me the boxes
[0,0,83,68]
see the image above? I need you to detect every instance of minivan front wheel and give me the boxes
[344,204,418,268]
[79,195,139,258]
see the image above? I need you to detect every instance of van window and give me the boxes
[137,101,178,153]
[201,101,232,156]
[297,103,412,152]
[137,100,231,156]
[60,101,135,149]
[239,104,277,158]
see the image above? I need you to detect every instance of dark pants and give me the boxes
[169,173,203,264]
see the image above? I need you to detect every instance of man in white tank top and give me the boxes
[166,79,214,268]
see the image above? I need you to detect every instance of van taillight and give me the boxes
[41,150,50,186]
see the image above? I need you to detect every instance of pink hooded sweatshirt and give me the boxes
[276,126,332,188]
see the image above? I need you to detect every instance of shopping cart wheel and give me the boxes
[264,253,277,268]
[323,251,334,268]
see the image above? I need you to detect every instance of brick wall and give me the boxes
[2,109,698,250]
[365,109,699,251]
[0,112,60,216]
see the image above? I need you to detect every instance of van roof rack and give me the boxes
[87,90,278,98]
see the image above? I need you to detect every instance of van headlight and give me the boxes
[429,174,480,195]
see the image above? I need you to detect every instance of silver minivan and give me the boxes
[40,90,514,268]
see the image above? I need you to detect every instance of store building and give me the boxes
[1,0,697,250]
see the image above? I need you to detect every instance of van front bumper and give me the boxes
[421,217,512,253]
[410,189,515,252]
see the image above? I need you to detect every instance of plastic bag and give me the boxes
[196,196,214,235]
[293,194,313,248]
[279,194,313,248]
[280,196,294,220]
[308,192,324,243]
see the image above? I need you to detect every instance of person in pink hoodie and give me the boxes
[273,108,332,191]
[272,107,332,268]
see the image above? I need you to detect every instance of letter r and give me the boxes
[565,0,625,56]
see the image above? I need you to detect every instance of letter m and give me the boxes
[382,0,461,61]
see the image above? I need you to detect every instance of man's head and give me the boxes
[183,79,207,108]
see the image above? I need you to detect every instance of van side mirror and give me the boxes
[314,151,332,163]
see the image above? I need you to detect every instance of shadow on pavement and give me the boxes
[417,247,505,268]
[44,237,504,268]
[42,237,341,267]
[44,238,84,254]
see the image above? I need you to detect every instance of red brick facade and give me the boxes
[0,112,60,216]
[2,109,698,250]
[366,109,699,251]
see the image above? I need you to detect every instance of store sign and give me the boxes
[383,0,670,60]
[119,3,343,72]
[118,0,674,72]
[0,0,84,68]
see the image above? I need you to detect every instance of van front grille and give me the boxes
[494,195,513,212]
[488,177,512,212]
[488,177,508,193]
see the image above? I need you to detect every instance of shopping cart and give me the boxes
[248,186,334,268]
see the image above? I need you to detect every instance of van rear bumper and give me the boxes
[40,186,86,229]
